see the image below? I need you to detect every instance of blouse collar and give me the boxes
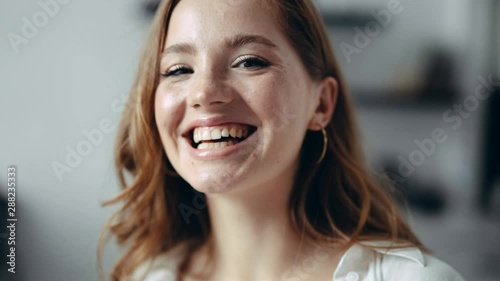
[333,240,426,280]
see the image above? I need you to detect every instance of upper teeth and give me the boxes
[193,126,249,144]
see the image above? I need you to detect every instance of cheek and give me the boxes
[252,77,305,132]
[245,80,307,169]
[154,87,185,141]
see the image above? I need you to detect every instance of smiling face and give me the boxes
[155,0,322,194]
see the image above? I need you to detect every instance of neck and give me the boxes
[192,167,313,280]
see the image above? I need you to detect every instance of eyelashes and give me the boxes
[161,55,271,78]
[161,64,193,77]
[231,55,271,69]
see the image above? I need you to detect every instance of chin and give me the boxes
[189,180,236,195]
[183,170,241,195]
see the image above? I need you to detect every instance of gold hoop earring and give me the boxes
[315,128,328,165]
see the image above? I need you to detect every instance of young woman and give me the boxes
[99,0,466,280]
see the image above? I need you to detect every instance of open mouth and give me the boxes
[189,124,257,149]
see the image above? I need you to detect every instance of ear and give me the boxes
[307,76,338,130]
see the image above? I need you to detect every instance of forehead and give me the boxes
[165,0,284,48]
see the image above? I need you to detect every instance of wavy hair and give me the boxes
[98,0,426,280]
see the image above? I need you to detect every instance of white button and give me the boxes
[346,271,359,281]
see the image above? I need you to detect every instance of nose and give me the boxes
[188,71,236,110]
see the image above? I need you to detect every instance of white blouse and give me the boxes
[130,240,466,281]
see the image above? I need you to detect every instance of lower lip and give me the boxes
[184,130,257,160]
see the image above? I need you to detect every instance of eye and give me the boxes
[161,65,193,77]
[232,55,270,69]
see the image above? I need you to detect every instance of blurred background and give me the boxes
[0,0,499,280]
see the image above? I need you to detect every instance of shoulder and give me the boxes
[334,240,466,281]
[127,244,187,281]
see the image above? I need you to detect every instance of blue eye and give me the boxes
[233,55,270,69]
[162,65,193,77]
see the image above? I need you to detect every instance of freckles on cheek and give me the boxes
[253,75,285,107]
[261,82,296,125]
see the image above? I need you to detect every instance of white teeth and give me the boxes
[192,126,254,146]
[193,132,201,143]
[197,142,209,149]
[211,129,222,140]
[202,130,211,141]
[196,140,236,150]
[229,128,237,138]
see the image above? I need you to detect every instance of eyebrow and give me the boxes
[162,34,278,57]
[163,43,197,56]
[225,34,278,50]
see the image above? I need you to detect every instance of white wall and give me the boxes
[0,0,148,280]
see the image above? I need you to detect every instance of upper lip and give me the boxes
[181,116,257,138]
